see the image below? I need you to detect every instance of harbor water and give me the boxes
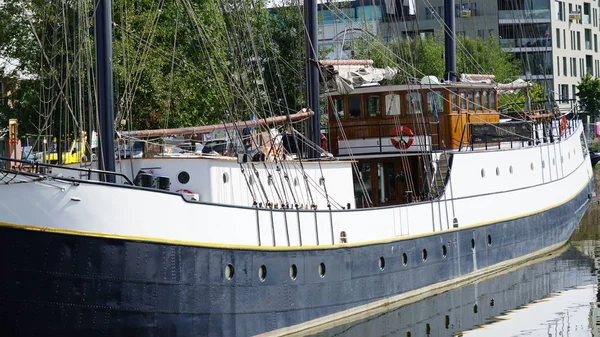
[308,170,600,337]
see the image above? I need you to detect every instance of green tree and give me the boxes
[456,35,521,83]
[499,83,547,111]
[355,34,520,84]
[576,73,600,118]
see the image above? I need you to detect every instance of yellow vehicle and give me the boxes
[44,132,88,164]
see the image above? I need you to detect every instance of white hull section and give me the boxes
[0,123,593,247]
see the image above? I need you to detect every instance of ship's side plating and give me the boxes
[0,125,594,336]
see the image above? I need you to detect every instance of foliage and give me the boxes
[576,73,600,117]
[355,34,520,84]
[498,83,547,111]
[455,35,521,83]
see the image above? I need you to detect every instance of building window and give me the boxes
[572,85,577,99]
[563,57,567,76]
[585,29,592,49]
[560,85,569,102]
[595,34,598,52]
[556,1,564,21]
[460,92,466,110]
[556,28,561,48]
[577,32,581,50]
[584,2,591,24]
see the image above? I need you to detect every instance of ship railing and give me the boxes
[327,121,441,156]
[0,156,133,185]
[460,117,581,151]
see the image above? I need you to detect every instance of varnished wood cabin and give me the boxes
[323,82,500,208]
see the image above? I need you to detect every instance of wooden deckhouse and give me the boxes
[323,80,501,208]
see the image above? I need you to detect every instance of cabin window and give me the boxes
[483,91,488,110]
[460,92,467,110]
[491,91,497,110]
[452,93,458,112]
[348,96,362,118]
[377,162,397,203]
[475,92,481,110]
[426,91,443,117]
[353,162,372,208]
[468,91,474,111]
[366,95,381,117]
[332,97,344,119]
[385,93,401,115]
[406,92,422,114]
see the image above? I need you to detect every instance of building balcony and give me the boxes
[500,37,551,49]
[498,9,550,21]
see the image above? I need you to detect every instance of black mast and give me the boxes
[94,0,116,182]
[304,0,320,159]
[444,0,457,82]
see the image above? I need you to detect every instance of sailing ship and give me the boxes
[0,0,595,336]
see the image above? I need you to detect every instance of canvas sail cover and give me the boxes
[320,60,398,94]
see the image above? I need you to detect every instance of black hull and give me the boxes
[0,179,593,337]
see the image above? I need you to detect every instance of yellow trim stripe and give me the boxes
[0,178,591,250]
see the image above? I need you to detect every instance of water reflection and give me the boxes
[310,201,600,337]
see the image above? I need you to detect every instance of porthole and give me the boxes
[509,165,513,174]
[177,171,190,184]
[222,172,229,183]
[289,264,298,280]
[258,265,267,282]
[495,167,500,176]
[487,235,492,246]
[422,249,428,261]
[480,168,485,178]
[225,264,234,280]
[452,218,459,228]
[402,253,408,266]
[530,162,534,171]
[442,245,447,258]
[340,231,347,243]
[379,256,386,271]
[471,238,475,250]
[319,262,326,278]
